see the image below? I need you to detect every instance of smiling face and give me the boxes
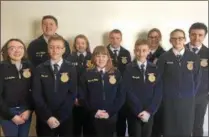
[75,37,88,53]
[95,53,109,69]
[48,40,65,61]
[7,40,25,62]
[42,18,58,37]
[134,44,150,62]
[189,29,206,47]
[92,46,113,70]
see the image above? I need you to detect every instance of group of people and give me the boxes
[0,15,208,137]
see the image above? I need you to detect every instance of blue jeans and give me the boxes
[0,107,32,137]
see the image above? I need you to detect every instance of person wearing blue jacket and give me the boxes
[27,15,70,68]
[79,46,126,137]
[146,28,165,137]
[32,35,77,137]
[0,39,34,137]
[67,34,93,137]
[157,29,202,137]
[185,22,208,137]
[124,39,162,137]
[106,29,131,137]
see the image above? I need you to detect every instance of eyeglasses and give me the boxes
[170,37,185,41]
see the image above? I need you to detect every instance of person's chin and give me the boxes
[45,32,54,36]
[51,56,60,60]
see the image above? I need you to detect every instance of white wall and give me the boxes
[1,1,208,134]
[1,1,208,53]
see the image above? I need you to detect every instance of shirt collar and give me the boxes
[97,67,105,73]
[189,43,202,51]
[50,58,63,68]
[137,60,147,69]
[172,48,185,56]
[110,45,121,53]
[14,62,22,71]
[150,48,157,54]
[43,35,49,44]
[77,51,87,57]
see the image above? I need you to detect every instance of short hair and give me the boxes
[147,28,162,39]
[109,29,122,37]
[170,29,186,38]
[48,35,65,46]
[1,38,28,61]
[189,22,208,35]
[42,15,58,26]
[134,39,149,49]
[73,34,90,52]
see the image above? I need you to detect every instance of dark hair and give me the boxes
[189,22,208,35]
[170,29,186,38]
[73,34,90,52]
[42,15,58,26]
[109,29,122,37]
[134,39,149,49]
[1,38,28,61]
[48,35,66,46]
[147,28,162,39]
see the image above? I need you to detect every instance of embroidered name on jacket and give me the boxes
[132,76,140,79]
[41,74,48,78]
[5,76,16,80]
[88,78,99,83]
[166,61,174,64]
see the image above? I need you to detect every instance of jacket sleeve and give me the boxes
[146,70,163,115]
[25,62,35,111]
[56,67,77,122]
[32,67,53,122]
[194,55,202,95]
[106,71,126,117]
[123,68,143,117]
[0,64,15,120]
[79,72,98,115]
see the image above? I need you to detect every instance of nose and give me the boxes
[52,48,58,52]
[15,47,22,52]
[194,35,199,40]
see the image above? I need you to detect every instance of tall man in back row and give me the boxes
[27,15,70,67]
[185,22,208,137]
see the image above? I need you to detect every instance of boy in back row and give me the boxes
[157,29,201,137]
[185,22,208,137]
[106,29,132,137]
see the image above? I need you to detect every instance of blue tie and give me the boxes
[192,48,198,54]
[100,70,104,78]
[141,64,145,81]
[176,55,182,62]
[113,50,118,63]
[53,64,59,92]
[53,64,59,74]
